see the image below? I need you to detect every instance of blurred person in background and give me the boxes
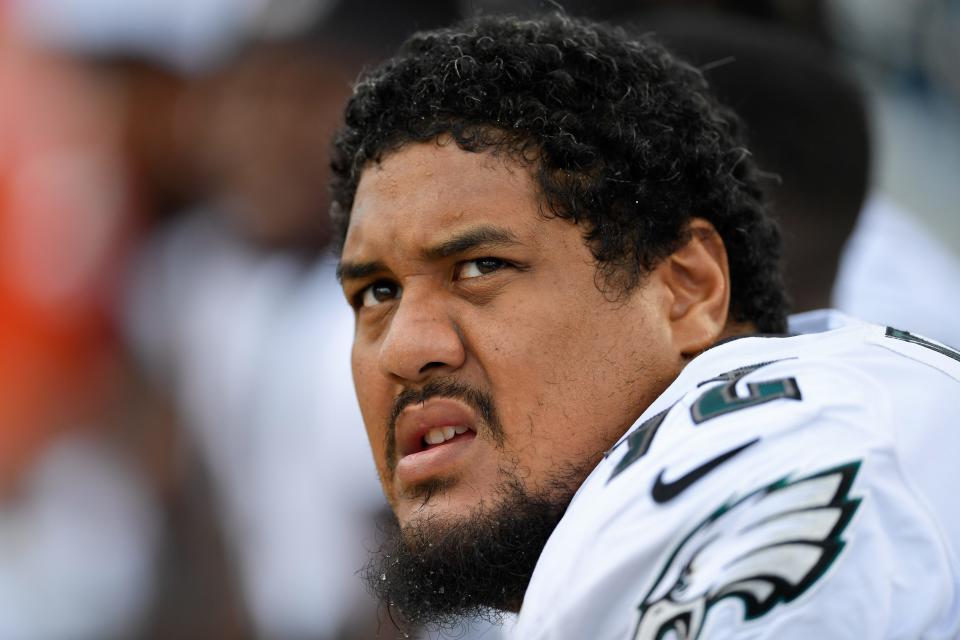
[124,38,387,638]
[0,8,159,639]
[6,0,272,636]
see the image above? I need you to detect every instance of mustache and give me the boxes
[386,378,505,472]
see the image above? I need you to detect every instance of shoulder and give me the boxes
[607,313,960,492]
[515,313,960,640]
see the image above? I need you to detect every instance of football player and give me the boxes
[331,13,960,639]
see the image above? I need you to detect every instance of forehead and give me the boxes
[342,141,546,259]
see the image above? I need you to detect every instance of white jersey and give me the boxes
[514,310,960,640]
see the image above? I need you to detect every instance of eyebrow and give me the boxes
[422,225,521,260]
[337,259,387,283]
[337,225,522,283]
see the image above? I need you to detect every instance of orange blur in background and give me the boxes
[0,20,131,493]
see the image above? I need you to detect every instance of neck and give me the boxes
[720,319,759,341]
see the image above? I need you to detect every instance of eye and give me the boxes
[456,257,508,280]
[358,280,401,308]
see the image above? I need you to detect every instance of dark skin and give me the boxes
[340,139,754,538]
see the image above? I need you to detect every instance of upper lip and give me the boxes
[395,398,478,459]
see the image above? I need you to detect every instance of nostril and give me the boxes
[419,361,447,374]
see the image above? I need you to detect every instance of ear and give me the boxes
[657,218,731,358]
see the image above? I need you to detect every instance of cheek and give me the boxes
[469,301,600,430]
[492,298,612,384]
[351,343,391,476]
[475,296,664,452]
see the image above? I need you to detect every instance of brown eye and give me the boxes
[360,281,401,307]
[457,258,507,279]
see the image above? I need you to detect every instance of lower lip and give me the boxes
[395,431,477,486]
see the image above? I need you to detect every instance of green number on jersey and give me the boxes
[607,360,802,483]
[691,361,801,424]
[607,408,671,482]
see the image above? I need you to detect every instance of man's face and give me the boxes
[340,140,681,527]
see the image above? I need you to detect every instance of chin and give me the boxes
[365,466,573,629]
[395,476,484,525]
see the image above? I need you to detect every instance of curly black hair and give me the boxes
[330,12,788,333]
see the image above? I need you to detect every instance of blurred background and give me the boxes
[0,0,956,639]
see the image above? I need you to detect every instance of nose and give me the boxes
[378,286,466,383]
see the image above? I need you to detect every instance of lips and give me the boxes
[394,398,479,485]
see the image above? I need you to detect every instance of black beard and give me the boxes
[363,465,585,633]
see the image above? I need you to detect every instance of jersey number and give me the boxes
[608,360,801,482]
[692,376,801,423]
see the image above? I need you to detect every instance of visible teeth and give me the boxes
[425,428,446,445]
[424,426,468,446]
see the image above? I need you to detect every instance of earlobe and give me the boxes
[661,219,731,357]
